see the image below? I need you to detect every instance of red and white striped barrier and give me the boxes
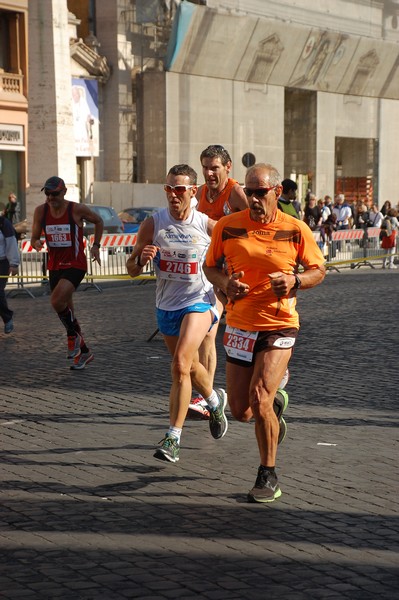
[89,233,137,248]
[20,239,47,253]
[313,228,380,242]
[331,229,364,240]
[20,237,88,253]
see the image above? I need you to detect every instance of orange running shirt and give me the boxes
[197,178,237,221]
[205,209,325,331]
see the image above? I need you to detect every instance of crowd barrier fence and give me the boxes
[4,228,398,298]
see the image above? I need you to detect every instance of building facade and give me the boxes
[137,0,399,204]
[19,0,399,217]
[0,0,28,218]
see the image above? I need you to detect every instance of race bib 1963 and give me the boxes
[223,325,259,362]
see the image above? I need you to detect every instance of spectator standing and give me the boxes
[354,201,369,229]
[204,162,326,503]
[126,164,228,464]
[278,179,300,219]
[30,176,103,369]
[319,198,330,223]
[381,208,399,269]
[380,201,391,217]
[333,194,352,230]
[0,214,19,333]
[3,193,19,224]
[324,195,333,214]
[368,204,383,228]
[304,194,322,231]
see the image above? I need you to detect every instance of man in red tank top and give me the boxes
[189,146,248,419]
[31,176,103,370]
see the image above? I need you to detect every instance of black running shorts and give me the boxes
[49,268,86,291]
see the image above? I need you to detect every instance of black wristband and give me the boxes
[135,254,143,267]
[92,242,101,248]
[293,274,302,289]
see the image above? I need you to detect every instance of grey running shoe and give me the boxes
[247,466,282,503]
[273,389,289,445]
[67,333,82,359]
[70,351,94,370]
[209,388,228,439]
[154,434,180,463]
[279,417,287,445]
[4,318,14,334]
[279,368,289,390]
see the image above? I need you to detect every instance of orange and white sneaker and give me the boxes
[67,333,82,359]
[70,350,94,370]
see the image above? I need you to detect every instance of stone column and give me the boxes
[27,0,78,225]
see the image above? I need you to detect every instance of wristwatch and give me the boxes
[293,274,302,289]
[92,242,101,248]
[134,254,143,267]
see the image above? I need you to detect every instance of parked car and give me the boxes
[118,206,162,233]
[83,205,124,238]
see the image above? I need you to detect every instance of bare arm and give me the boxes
[269,265,326,297]
[126,216,156,277]
[73,204,104,264]
[206,217,217,237]
[229,184,249,212]
[73,204,104,243]
[30,205,45,251]
[203,264,250,302]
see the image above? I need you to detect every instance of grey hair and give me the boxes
[246,163,281,186]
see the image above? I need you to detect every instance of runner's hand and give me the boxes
[269,271,292,297]
[33,239,44,252]
[226,271,249,301]
[91,245,101,266]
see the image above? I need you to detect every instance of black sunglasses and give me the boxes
[45,189,62,197]
[243,185,278,199]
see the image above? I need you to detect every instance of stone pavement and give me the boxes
[1,270,398,600]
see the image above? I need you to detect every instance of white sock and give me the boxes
[168,426,182,442]
[204,390,219,410]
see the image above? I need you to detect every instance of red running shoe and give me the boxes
[187,396,210,420]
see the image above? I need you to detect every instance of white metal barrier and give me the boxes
[6,229,398,298]
[313,227,396,271]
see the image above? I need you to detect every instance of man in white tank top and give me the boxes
[127,164,228,464]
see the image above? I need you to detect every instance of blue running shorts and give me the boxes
[156,303,219,337]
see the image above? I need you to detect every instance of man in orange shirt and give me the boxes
[197,145,248,218]
[189,145,248,418]
[204,163,326,503]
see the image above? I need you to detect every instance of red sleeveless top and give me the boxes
[42,201,87,271]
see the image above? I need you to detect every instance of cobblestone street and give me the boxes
[1,270,398,599]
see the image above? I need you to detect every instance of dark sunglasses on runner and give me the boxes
[45,189,62,197]
[164,184,194,195]
[243,185,278,198]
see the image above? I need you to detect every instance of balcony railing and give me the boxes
[0,70,24,94]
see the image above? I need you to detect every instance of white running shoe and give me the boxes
[279,368,290,390]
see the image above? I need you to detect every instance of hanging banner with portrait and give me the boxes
[71,78,99,157]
